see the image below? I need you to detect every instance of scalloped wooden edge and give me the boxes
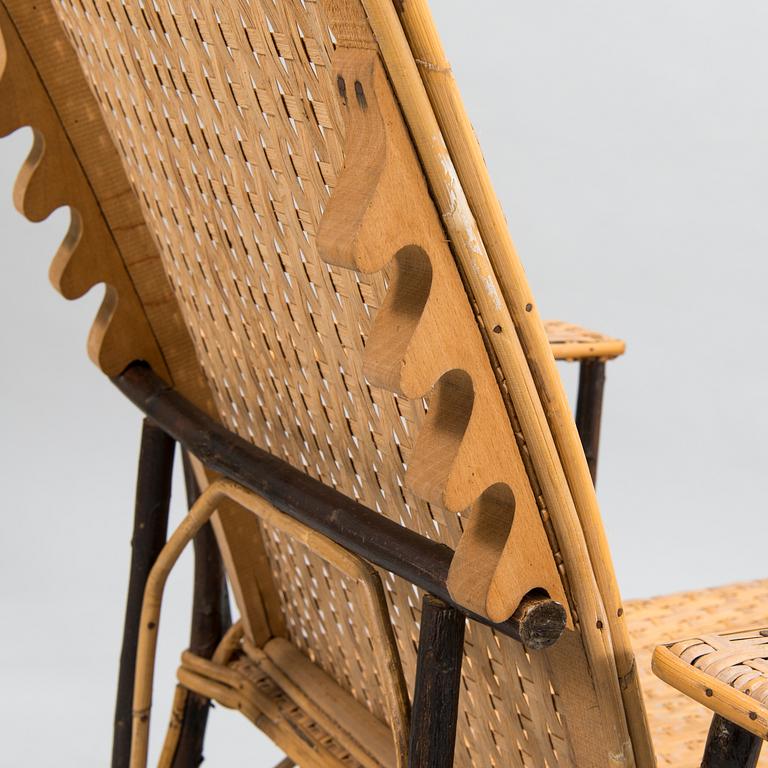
[318,46,569,627]
[0,2,287,670]
[324,1,641,764]
[0,4,168,378]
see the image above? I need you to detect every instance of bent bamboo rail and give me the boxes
[131,478,410,768]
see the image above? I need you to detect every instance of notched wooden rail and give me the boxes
[0,5,167,377]
[317,47,569,625]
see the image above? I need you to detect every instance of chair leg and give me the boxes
[408,595,465,768]
[701,714,762,768]
[112,419,176,768]
[575,359,606,484]
[169,454,232,768]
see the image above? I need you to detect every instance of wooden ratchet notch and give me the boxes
[0,5,167,378]
[317,47,569,626]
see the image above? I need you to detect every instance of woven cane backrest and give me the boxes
[1,1,652,765]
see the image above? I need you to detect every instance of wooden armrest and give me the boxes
[543,320,626,361]
[652,630,768,741]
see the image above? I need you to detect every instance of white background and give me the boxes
[2,1,767,764]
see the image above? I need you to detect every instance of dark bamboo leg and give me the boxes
[575,359,606,484]
[701,715,762,768]
[170,453,232,768]
[112,419,176,768]
[408,595,466,768]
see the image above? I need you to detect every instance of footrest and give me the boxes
[178,631,399,768]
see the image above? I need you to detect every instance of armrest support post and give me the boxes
[702,714,762,768]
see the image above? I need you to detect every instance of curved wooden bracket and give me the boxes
[0,4,167,377]
[318,47,569,626]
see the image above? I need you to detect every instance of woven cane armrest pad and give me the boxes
[624,580,768,768]
[626,579,768,766]
[653,629,768,741]
[544,320,625,361]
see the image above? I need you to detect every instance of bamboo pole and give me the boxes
[131,477,411,768]
[389,5,654,763]
[113,420,175,768]
[408,596,465,768]
[131,483,230,768]
[358,1,640,764]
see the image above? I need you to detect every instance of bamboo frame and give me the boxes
[357,1,640,763]
[112,420,175,768]
[407,596,465,768]
[575,360,606,484]
[130,478,410,768]
[379,8,654,762]
[701,715,762,768]
[652,646,768,742]
[115,364,567,649]
[166,454,231,767]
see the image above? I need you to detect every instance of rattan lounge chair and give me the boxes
[1,2,765,767]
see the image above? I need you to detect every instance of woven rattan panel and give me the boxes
[53,2,573,765]
[262,524,392,725]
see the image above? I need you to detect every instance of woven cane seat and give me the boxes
[177,580,768,768]
[626,579,768,766]
[544,320,625,361]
